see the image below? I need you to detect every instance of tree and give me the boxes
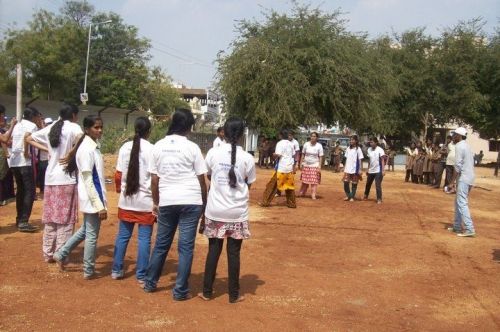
[216,4,396,132]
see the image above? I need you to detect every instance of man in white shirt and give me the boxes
[448,127,476,237]
[10,107,42,232]
[213,126,225,148]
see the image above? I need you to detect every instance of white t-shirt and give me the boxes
[344,146,364,174]
[149,134,207,206]
[275,139,295,173]
[367,146,386,174]
[9,119,38,167]
[302,141,324,167]
[291,138,300,152]
[30,121,83,185]
[446,142,455,166]
[213,136,224,148]
[205,143,257,222]
[116,139,154,212]
[77,136,107,213]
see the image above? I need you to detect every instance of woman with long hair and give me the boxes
[53,115,107,279]
[143,109,207,301]
[111,117,155,283]
[363,137,386,204]
[298,132,324,200]
[198,118,256,303]
[343,135,364,201]
[26,104,82,262]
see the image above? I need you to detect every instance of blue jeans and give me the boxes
[56,213,101,277]
[144,205,202,299]
[112,220,153,281]
[454,181,475,233]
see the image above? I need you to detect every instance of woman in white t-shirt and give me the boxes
[111,117,154,283]
[298,132,324,200]
[198,118,256,304]
[363,137,386,204]
[144,109,208,301]
[27,104,83,263]
[53,115,107,279]
[343,135,364,201]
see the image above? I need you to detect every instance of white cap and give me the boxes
[44,117,54,124]
[453,127,467,137]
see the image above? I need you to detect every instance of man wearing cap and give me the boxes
[448,127,476,237]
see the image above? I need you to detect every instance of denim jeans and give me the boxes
[112,220,153,281]
[144,205,202,299]
[11,166,35,225]
[56,213,101,277]
[453,181,475,233]
[364,173,383,201]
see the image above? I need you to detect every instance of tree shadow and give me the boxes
[493,249,500,263]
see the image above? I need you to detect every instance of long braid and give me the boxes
[224,118,245,189]
[229,139,237,188]
[125,117,151,196]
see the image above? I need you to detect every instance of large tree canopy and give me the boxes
[0,1,184,114]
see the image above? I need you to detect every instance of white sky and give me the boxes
[0,0,498,88]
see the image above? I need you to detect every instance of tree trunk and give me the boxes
[495,148,499,177]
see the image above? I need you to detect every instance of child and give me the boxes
[26,105,82,263]
[53,115,107,279]
[111,117,155,283]
[199,118,256,303]
[343,135,364,201]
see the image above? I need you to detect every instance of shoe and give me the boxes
[83,273,95,280]
[457,231,476,237]
[349,198,354,202]
[111,271,124,280]
[229,295,245,304]
[197,293,211,301]
[0,200,6,206]
[362,196,368,201]
[173,293,193,301]
[17,222,38,233]
[447,227,461,233]
[53,252,66,271]
[376,200,382,204]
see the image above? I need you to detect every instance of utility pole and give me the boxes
[16,64,22,121]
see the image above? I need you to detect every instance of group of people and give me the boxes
[404,128,476,237]
[2,105,255,303]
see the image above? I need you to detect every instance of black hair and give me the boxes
[167,108,195,136]
[217,127,224,134]
[311,132,319,139]
[224,118,245,188]
[279,129,289,139]
[370,136,379,145]
[23,106,41,121]
[0,104,5,114]
[125,117,151,196]
[65,115,102,176]
[350,135,359,148]
[49,104,79,148]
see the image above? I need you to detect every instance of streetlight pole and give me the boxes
[82,20,112,105]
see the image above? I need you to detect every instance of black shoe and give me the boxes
[18,223,38,233]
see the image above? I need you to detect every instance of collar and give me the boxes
[83,135,99,149]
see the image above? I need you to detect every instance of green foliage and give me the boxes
[100,123,133,154]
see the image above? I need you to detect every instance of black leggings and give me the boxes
[203,238,243,302]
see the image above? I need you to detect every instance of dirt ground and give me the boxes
[1,155,499,331]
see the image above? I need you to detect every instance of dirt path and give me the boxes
[1,159,499,331]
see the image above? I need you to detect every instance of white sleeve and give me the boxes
[193,145,208,176]
[358,148,364,160]
[30,126,50,146]
[319,144,324,157]
[246,155,257,184]
[81,171,105,211]
[78,147,95,173]
[275,142,283,156]
[148,145,159,175]
[205,149,213,175]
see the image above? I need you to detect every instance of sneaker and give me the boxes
[53,252,67,271]
[376,200,382,204]
[111,271,124,280]
[457,231,476,237]
[447,227,461,233]
[173,293,193,301]
[17,222,38,233]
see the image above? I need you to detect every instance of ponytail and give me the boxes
[223,118,245,189]
[125,117,151,196]
[49,104,79,148]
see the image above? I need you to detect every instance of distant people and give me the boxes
[363,137,385,204]
[405,142,417,182]
[288,131,300,163]
[447,127,476,237]
[111,117,155,284]
[10,107,42,232]
[474,150,484,166]
[36,117,54,200]
[199,118,256,304]
[26,105,82,263]
[343,135,364,201]
[423,139,433,185]
[432,143,448,189]
[260,129,297,208]
[213,126,225,148]
[332,141,343,173]
[445,135,455,190]
[386,146,396,172]
[258,137,270,168]
[143,109,208,300]
[53,115,107,279]
[0,105,17,206]
[298,132,324,200]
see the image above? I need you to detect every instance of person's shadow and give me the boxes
[180,272,265,299]
[493,249,500,264]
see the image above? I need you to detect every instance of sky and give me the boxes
[0,0,498,88]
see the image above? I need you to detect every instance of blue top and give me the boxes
[454,140,475,185]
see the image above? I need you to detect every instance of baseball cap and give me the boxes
[44,117,54,124]
[453,127,467,137]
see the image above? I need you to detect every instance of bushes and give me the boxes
[100,121,170,153]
